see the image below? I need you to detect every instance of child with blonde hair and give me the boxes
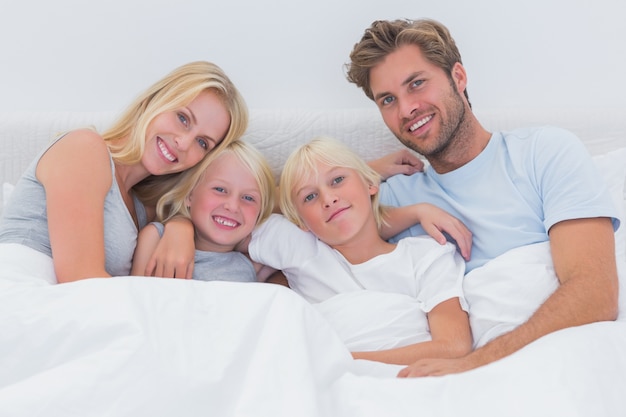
[132,140,275,282]
[248,136,472,371]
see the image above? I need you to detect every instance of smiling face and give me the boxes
[369,44,472,169]
[184,151,262,253]
[292,160,378,249]
[143,89,231,176]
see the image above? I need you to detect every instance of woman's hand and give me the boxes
[146,217,195,278]
[368,149,424,180]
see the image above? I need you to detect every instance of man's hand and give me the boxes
[368,149,424,180]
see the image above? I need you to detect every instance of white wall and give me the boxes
[1,0,624,113]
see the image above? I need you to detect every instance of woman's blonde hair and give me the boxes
[279,136,386,229]
[105,61,248,205]
[156,140,275,227]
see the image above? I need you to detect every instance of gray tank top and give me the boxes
[151,222,256,282]
[0,134,147,277]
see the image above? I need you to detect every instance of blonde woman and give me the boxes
[0,61,248,284]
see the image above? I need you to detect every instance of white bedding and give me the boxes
[1,242,625,417]
[1,109,625,416]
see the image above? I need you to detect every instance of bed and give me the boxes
[1,108,625,417]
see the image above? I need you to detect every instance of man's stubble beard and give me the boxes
[395,85,471,165]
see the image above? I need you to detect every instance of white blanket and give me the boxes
[1,243,625,417]
[464,241,560,348]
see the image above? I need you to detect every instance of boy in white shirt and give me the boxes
[249,136,472,371]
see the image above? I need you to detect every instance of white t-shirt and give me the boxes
[249,214,467,350]
[249,213,466,310]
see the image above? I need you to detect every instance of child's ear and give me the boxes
[184,193,192,207]
[368,183,379,196]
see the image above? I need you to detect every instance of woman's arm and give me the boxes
[352,298,472,365]
[131,224,163,276]
[37,129,112,282]
[382,204,472,261]
[145,216,196,279]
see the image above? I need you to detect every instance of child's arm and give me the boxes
[131,223,164,276]
[382,204,472,261]
[255,265,290,287]
[351,298,472,365]
[249,257,278,283]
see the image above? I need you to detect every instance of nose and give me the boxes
[399,95,419,120]
[222,193,240,212]
[321,190,338,208]
[174,133,194,151]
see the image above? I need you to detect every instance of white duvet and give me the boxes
[1,242,625,417]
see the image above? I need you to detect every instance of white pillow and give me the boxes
[592,147,626,262]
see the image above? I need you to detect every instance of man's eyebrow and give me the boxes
[373,90,391,102]
[373,71,424,102]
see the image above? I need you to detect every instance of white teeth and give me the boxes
[214,216,238,227]
[409,115,433,132]
[158,139,176,162]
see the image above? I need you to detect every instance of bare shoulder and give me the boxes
[37,128,112,185]
[54,128,108,153]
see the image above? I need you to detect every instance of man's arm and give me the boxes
[399,217,619,376]
[382,204,472,261]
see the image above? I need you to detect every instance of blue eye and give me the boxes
[196,137,209,151]
[332,176,344,185]
[381,96,394,106]
[243,195,255,202]
[214,186,226,193]
[411,79,424,88]
[304,193,316,202]
[178,113,189,127]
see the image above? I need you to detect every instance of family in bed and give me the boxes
[0,18,619,379]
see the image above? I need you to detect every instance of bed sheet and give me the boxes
[0,244,625,417]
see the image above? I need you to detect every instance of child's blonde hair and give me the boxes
[156,140,275,226]
[279,136,386,229]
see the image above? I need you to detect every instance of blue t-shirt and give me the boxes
[380,126,620,272]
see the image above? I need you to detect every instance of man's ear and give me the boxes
[451,62,468,94]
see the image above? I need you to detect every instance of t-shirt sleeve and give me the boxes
[412,240,468,313]
[248,213,319,270]
[530,127,620,232]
